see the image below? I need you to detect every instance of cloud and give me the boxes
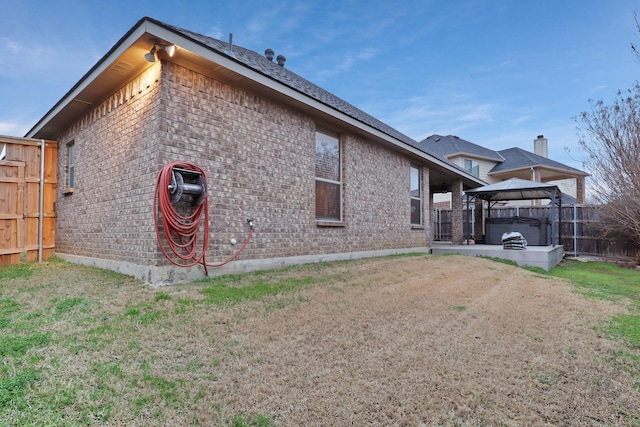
[316,48,378,77]
[0,38,54,74]
[379,92,498,142]
[205,25,224,40]
[0,120,30,137]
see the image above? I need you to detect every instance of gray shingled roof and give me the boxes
[154,18,418,148]
[416,133,587,175]
[492,147,586,175]
[417,134,504,162]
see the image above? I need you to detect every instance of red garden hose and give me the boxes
[153,162,253,275]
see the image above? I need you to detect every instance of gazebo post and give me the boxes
[558,194,562,248]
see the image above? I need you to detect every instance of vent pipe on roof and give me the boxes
[534,134,548,158]
[276,54,286,67]
[265,48,275,61]
[226,33,235,58]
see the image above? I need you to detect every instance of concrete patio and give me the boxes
[431,242,564,271]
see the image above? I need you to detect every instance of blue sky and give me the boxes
[1,0,638,171]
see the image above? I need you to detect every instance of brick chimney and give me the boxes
[534,135,548,158]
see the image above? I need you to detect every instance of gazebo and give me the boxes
[431,178,564,271]
[464,178,562,247]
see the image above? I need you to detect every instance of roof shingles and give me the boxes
[160,19,417,147]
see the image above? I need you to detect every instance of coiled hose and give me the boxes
[153,162,253,275]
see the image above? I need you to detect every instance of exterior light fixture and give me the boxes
[164,44,176,57]
[144,44,158,62]
[144,39,176,63]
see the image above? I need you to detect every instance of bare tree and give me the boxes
[632,11,640,62]
[576,83,640,250]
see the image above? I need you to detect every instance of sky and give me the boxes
[1,0,638,173]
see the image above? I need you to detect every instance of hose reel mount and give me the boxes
[168,167,207,205]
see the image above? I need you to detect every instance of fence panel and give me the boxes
[0,137,57,266]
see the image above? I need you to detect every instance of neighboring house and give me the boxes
[418,134,588,206]
[25,17,483,283]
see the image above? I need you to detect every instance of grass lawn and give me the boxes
[0,255,639,426]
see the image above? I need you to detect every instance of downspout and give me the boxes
[38,139,45,262]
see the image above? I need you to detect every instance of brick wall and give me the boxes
[55,60,430,269]
[55,64,163,264]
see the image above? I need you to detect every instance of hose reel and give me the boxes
[153,161,254,275]
[168,167,207,205]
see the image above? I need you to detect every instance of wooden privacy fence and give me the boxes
[433,205,637,259]
[0,136,57,266]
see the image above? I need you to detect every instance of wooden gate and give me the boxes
[0,137,57,266]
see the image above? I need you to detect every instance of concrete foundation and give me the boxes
[56,246,430,286]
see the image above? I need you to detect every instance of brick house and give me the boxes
[26,17,483,284]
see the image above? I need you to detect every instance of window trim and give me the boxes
[65,141,75,194]
[410,164,422,226]
[463,158,479,178]
[315,129,343,223]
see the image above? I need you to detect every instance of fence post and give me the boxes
[38,139,45,262]
[573,204,578,257]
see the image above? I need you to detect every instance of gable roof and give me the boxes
[417,133,587,177]
[25,17,484,189]
[491,147,587,176]
[418,134,504,162]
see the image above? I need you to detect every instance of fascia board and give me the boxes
[447,152,503,163]
[26,25,148,138]
[489,165,589,177]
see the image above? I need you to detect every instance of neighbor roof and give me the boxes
[418,134,504,162]
[417,133,587,177]
[491,147,587,175]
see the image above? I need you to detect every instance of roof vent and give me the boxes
[265,48,275,61]
[226,33,235,58]
[276,54,286,67]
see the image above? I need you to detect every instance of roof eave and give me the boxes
[489,164,589,177]
[25,17,483,186]
[446,151,504,163]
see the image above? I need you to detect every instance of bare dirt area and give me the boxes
[196,255,639,426]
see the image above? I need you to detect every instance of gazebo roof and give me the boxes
[464,178,562,202]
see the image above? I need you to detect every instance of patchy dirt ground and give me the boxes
[6,254,639,426]
[194,255,639,426]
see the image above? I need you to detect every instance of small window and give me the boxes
[315,130,342,221]
[66,142,75,191]
[464,158,479,177]
[410,164,421,225]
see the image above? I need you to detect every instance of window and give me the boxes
[410,164,421,225]
[464,158,479,177]
[315,130,342,221]
[66,142,75,191]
